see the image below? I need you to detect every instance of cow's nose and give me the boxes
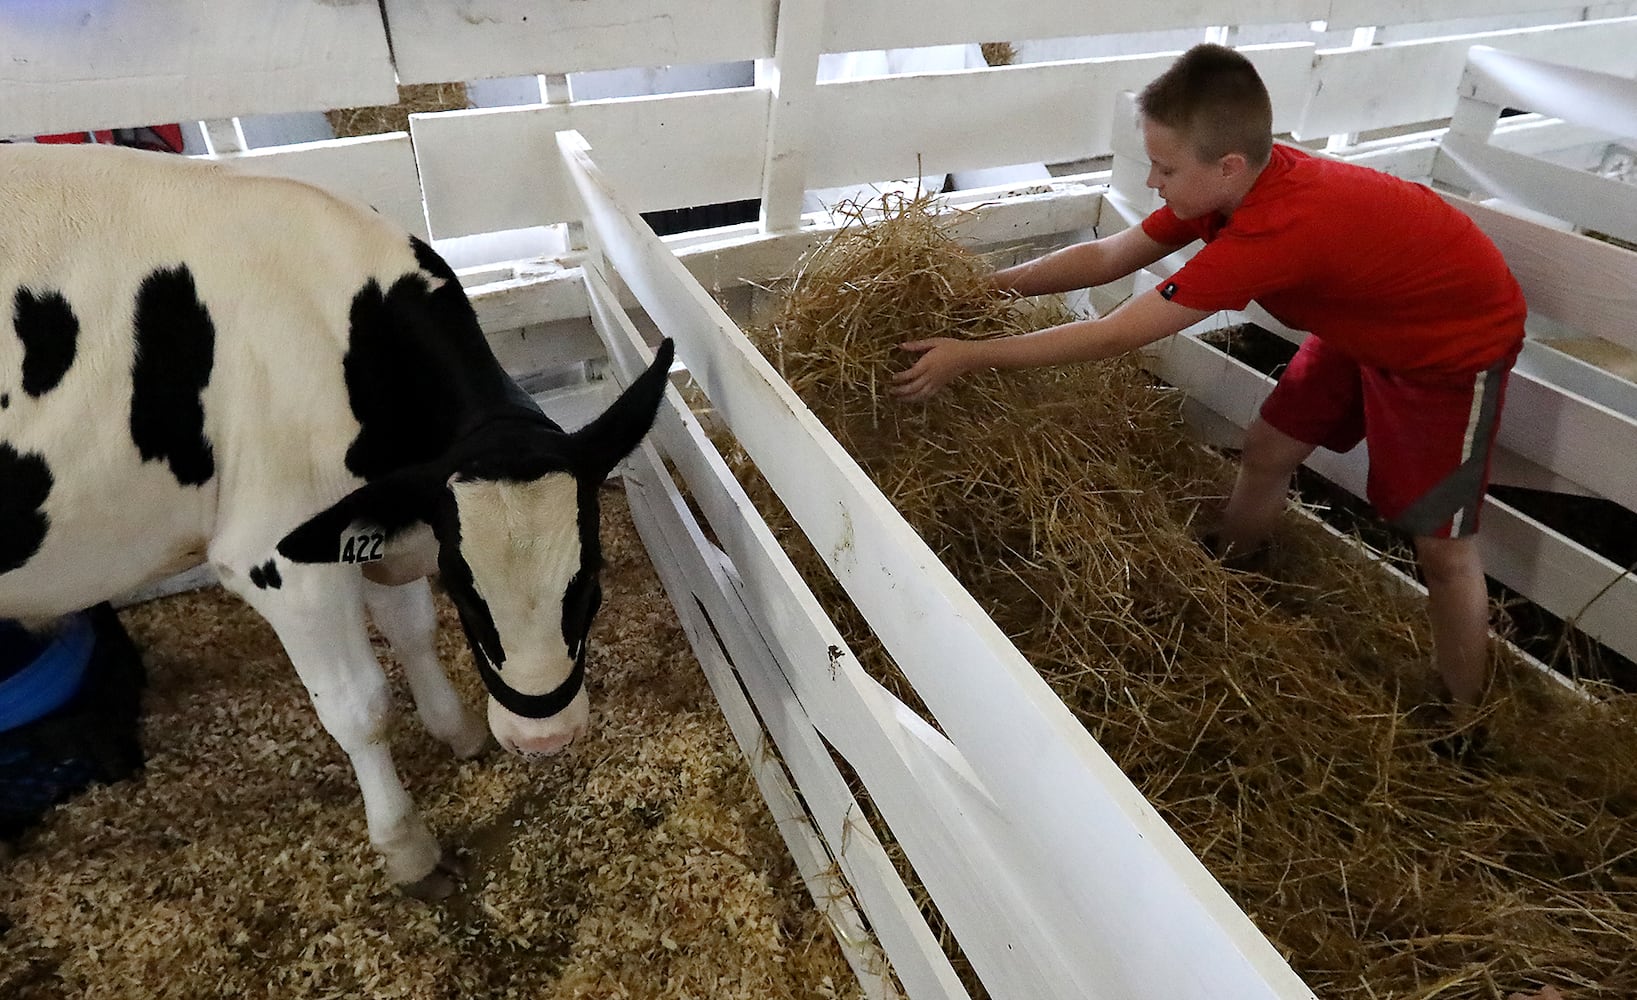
[506,728,581,760]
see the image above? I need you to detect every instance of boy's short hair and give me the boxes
[1137,44,1274,168]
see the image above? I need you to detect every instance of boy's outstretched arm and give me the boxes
[990,225,1183,296]
[891,288,1212,401]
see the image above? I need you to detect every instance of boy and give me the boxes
[892,44,1526,721]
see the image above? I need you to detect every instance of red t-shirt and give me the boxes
[1141,144,1526,374]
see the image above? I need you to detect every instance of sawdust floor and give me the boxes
[0,487,861,1000]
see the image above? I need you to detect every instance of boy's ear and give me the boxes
[1220,151,1250,178]
[276,467,446,565]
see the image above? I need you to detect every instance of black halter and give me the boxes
[473,648,586,719]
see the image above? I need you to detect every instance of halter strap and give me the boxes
[474,652,585,719]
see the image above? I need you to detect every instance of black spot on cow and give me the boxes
[1,393,9,410]
[0,443,52,575]
[13,287,80,398]
[130,266,216,487]
[247,559,282,591]
[341,238,522,482]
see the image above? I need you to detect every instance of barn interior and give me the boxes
[3,4,1637,1000]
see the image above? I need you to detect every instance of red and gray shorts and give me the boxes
[1259,335,1519,539]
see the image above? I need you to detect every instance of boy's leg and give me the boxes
[1412,533,1491,711]
[1215,417,1317,557]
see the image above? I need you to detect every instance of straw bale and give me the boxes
[729,192,1637,999]
[0,490,862,1000]
[979,43,1017,68]
[325,83,470,139]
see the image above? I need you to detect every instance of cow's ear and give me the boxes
[276,469,444,565]
[571,338,673,480]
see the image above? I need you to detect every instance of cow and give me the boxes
[0,142,674,897]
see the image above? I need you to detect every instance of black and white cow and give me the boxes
[0,143,673,896]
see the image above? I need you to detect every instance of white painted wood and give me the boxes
[575,144,1111,1000]
[1447,195,1637,355]
[411,90,769,239]
[380,0,776,85]
[820,0,1325,53]
[559,129,1316,1000]
[1325,0,1612,29]
[210,134,429,240]
[805,45,1313,192]
[1434,134,1637,245]
[592,283,956,1000]
[1296,16,1637,138]
[0,3,396,137]
[1462,45,1637,137]
[619,458,902,1000]
[758,0,829,233]
[1499,366,1637,512]
[200,119,248,156]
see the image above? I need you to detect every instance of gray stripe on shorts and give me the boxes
[1393,364,1506,538]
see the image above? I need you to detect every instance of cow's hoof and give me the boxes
[399,847,468,901]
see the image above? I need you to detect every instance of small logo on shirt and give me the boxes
[1160,282,1179,301]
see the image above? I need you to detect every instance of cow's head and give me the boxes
[277,339,674,759]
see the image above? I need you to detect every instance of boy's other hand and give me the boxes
[893,338,980,402]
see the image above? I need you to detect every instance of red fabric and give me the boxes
[1260,336,1515,537]
[1141,144,1526,375]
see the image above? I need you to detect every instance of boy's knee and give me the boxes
[1413,534,1482,584]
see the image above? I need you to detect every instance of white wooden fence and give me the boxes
[5,2,1636,997]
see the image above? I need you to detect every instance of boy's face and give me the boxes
[1142,118,1239,221]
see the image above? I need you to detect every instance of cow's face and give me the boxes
[436,469,602,758]
[278,339,673,759]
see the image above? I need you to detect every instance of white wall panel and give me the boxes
[0,2,395,137]
[1297,16,1637,138]
[804,45,1313,191]
[822,0,1325,54]
[382,0,776,84]
[412,90,769,239]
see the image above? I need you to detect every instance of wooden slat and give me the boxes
[591,269,1042,999]
[380,0,776,85]
[559,129,1316,1000]
[0,2,396,137]
[757,0,828,232]
[213,134,428,239]
[1434,134,1637,245]
[411,90,769,239]
[820,0,1324,53]
[1326,0,1618,30]
[620,457,905,1000]
[1448,195,1637,355]
[1296,16,1637,138]
[805,45,1313,191]
[595,313,970,1000]
[1462,46,1637,138]
[581,155,1103,1000]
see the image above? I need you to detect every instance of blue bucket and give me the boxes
[0,614,95,733]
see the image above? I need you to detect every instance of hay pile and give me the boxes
[735,193,1637,999]
[0,491,861,1000]
[325,83,470,139]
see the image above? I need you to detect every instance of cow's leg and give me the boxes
[361,577,490,759]
[224,568,461,897]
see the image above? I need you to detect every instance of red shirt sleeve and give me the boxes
[1140,206,1200,248]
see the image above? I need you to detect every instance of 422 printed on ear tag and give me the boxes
[340,529,387,564]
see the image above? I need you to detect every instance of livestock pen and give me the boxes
[3,3,1637,998]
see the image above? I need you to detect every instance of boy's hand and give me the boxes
[892,338,981,402]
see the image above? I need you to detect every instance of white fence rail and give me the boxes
[8,2,1637,242]
[560,128,1319,999]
